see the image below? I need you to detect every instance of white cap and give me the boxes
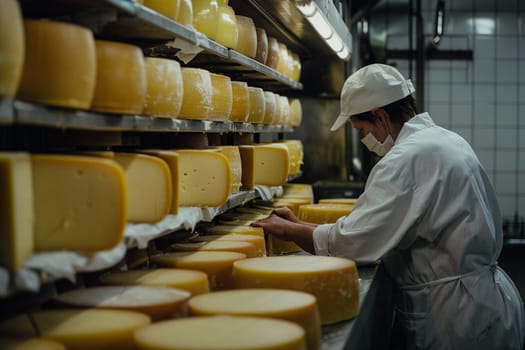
[330,64,415,131]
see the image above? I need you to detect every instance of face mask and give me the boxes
[361,132,395,157]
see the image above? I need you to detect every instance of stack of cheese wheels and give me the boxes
[142,0,180,19]
[0,337,65,350]
[247,87,265,123]
[283,183,315,202]
[229,81,250,122]
[133,315,306,350]
[179,67,213,120]
[193,234,266,257]
[0,309,151,350]
[177,0,193,25]
[298,203,354,224]
[189,289,320,350]
[215,4,238,49]
[233,255,360,324]
[151,251,246,290]
[171,240,258,258]
[318,198,358,206]
[0,0,24,98]
[255,27,269,63]
[267,36,280,69]
[192,0,219,39]
[217,146,242,194]
[17,20,96,109]
[235,15,257,58]
[143,57,183,118]
[239,144,290,189]
[209,73,232,121]
[288,98,303,127]
[263,91,278,124]
[99,268,210,295]
[280,139,304,176]
[91,40,146,115]
[53,286,191,321]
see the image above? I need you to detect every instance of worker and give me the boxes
[252,64,525,349]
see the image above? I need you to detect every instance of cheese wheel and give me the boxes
[204,224,265,237]
[318,198,358,206]
[143,57,183,118]
[32,155,126,252]
[217,0,228,3]
[192,0,219,39]
[172,240,257,258]
[229,81,250,122]
[143,0,180,19]
[280,140,304,175]
[273,93,282,125]
[0,0,24,97]
[215,4,238,49]
[276,43,290,77]
[283,183,314,201]
[194,234,266,257]
[217,145,242,193]
[0,309,151,350]
[209,73,232,121]
[247,87,265,123]
[99,268,210,295]
[239,144,289,187]
[233,256,360,324]
[0,153,33,271]
[278,96,290,125]
[151,251,246,290]
[288,98,303,127]
[235,206,273,215]
[235,15,257,58]
[113,153,172,223]
[175,149,231,207]
[179,68,212,120]
[297,204,353,224]
[134,315,306,350]
[176,0,193,25]
[255,27,269,64]
[267,36,280,69]
[188,289,320,350]
[0,338,65,350]
[291,52,302,82]
[17,20,96,109]
[263,91,277,124]
[92,40,146,114]
[285,48,295,79]
[53,286,190,321]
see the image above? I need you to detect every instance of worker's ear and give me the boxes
[371,108,390,129]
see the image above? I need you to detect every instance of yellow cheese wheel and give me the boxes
[288,98,303,127]
[291,52,302,82]
[179,67,212,120]
[32,155,126,252]
[143,57,183,118]
[235,15,257,58]
[280,140,304,176]
[0,0,24,98]
[91,40,146,115]
[176,0,193,25]
[239,144,289,187]
[297,203,353,224]
[263,91,277,124]
[247,87,265,123]
[204,224,265,237]
[99,268,210,295]
[255,27,269,64]
[276,43,290,77]
[217,0,228,3]
[269,198,312,215]
[318,198,358,206]
[17,20,96,109]
[233,256,360,324]
[193,234,266,257]
[172,240,257,258]
[192,0,219,39]
[209,73,232,121]
[273,93,282,125]
[143,0,180,19]
[285,48,295,79]
[215,4,238,49]
[229,81,250,122]
[217,145,242,193]
[133,315,306,350]
[0,309,151,350]
[267,36,280,69]
[0,338,65,350]
[235,206,273,215]
[278,96,290,125]
[0,153,33,271]
[53,286,190,321]
[188,289,320,350]
[151,251,246,290]
[283,183,314,199]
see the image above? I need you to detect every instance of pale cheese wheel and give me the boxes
[193,234,266,257]
[278,96,290,125]
[209,73,232,121]
[297,203,353,224]
[285,48,295,79]
[215,4,238,49]
[291,52,302,82]
[0,309,151,350]
[263,91,277,124]
[0,338,65,350]
[255,27,269,64]
[32,155,126,252]
[280,139,304,175]
[188,289,320,350]
[179,67,212,120]
[99,268,210,295]
[283,183,314,199]
[217,145,242,193]
[176,0,193,25]
[17,20,96,109]
[0,0,24,97]
[143,57,183,118]
[171,240,257,258]
[273,93,282,125]
[267,36,280,69]
[239,144,290,187]
[235,15,257,58]
[92,40,146,115]
[247,87,265,123]
[318,198,358,206]
[276,43,290,77]
[192,0,219,39]
[288,98,303,127]
[142,0,180,19]
[268,235,302,255]
[229,81,250,122]
[53,286,190,321]
[233,256,360,324]
[133,315,306,350]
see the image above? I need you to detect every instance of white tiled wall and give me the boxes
[384,0,524,225]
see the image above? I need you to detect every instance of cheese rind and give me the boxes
[263,91,277,124]
[143,57,183,118]
[267,36,280,69]
[172,240,257,258]
[235,15,257,58]
[288,98,303,127]
[297,204,353,224]
[255,27,269,64]
[247,87,265,123]
[142,0,180,19]
[194,234,266,257]
[177,0,193,25]
[239,144,290,187]
[0,0,24,98]
[192,0,219,39]
[229,81,250,122]
[179,68,213,120]
[209,73,233,121]
[217,146,242,194]
[216,4,238,49]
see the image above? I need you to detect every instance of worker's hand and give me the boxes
[271,206,301,223]
[251,214,293,241]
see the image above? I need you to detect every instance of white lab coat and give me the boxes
[313,112,525,349]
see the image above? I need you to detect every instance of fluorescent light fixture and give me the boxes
[296,2,316,16]
[337,45,350,60]
[326,34,344,52]
[308,9,333,39]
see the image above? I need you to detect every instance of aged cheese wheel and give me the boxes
[151,251,246,290]
[99,268,209,295]
[133,315,306,350]
[204,224,265,237]
[291,52,302,82]
[192,0,219,39]
[209,73,232,121]
[215,4,238,49]
[280,139,304,176]
[255,27,269,64]
[0,0,24,98]
[188,289,320,350]
[17,20,96,109]
[233,255,360,324]
[177,0,193,25]
[172,240,257,258]
[273,93,282,125]
[179,67,212,120]
[235,15,257,58]
[0,153,33,271]
[53,286,190,321]
[91,40,146,115]
[263,91,277,124]
[247,87,265,123]
[276,43,290,77]
[297,203,353,224]
[239,144,289,187]
[32,155,126,252]
[288,98,303,127]
[142,0,180,19]
[282,183,314,201]
[0,337,65,350]
[278,96,290,125]
[143,57,183,118]
[0,309,151,350]
[318,198,358,206]
[267,36,280,69]
[217,145,242,193]
[193,234,266,257]
[229,81,250,122]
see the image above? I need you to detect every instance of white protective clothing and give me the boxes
[314,112,525,349]
[361,131,395,156]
